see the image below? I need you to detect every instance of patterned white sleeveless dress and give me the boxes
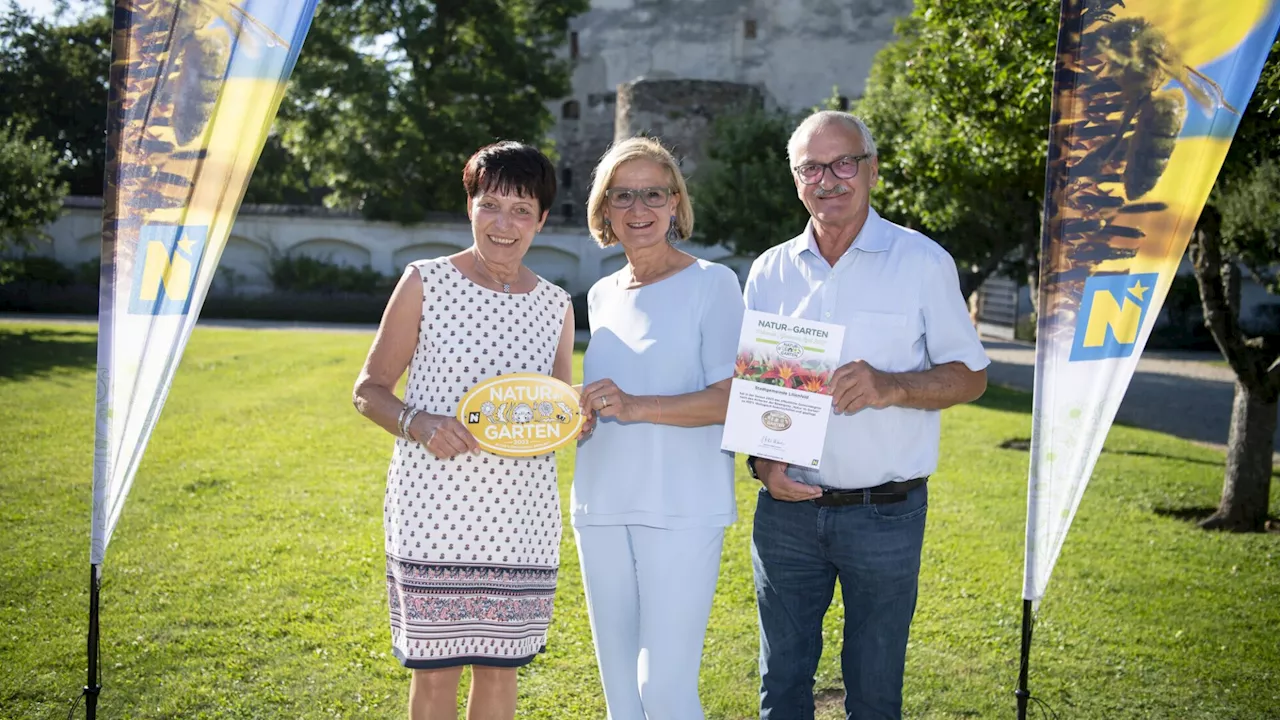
[384,257,569,669]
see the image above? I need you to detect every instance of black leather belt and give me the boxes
[811,477,927,507]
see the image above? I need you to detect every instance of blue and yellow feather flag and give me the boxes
[91,0,317,564]
[1025,0,1280,605]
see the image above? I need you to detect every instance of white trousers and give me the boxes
[575,524,725,720]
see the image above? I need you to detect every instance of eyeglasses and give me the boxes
[605,186,675,209]
[792,154,870,185]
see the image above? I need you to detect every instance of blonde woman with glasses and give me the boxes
[573,137,745,719]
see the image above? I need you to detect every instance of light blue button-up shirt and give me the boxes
[743,208,990,489]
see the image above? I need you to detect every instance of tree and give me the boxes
[241,134,327,207]
[691,91,853,255]
[690,107,817,255]
[271,0,587,221]
[0,3,110,197]
[1188,40,1280,532]
[0,118,67,253]
[0,0,588,221]
[857,2,1058,298]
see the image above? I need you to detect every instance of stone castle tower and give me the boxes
[545,0,913,223]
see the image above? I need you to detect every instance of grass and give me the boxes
[1,319,1278,719]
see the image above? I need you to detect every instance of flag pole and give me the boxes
[83,563,99,712]
[1015,598,1033,720]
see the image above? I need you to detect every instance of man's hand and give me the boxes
[830,359,904,415]
[756,458,822,502]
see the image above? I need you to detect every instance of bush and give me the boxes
[201,291,390,324]
[0,255,75,286]
[268,254,396,295]
[0,253,395,322]
[75,258,100,287]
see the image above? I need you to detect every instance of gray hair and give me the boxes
[787,111,878,166]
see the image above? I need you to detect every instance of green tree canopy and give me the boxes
[0,3,110,197]
[857,1,1058,293]
[1214,39,1280,294]
[690,91,845,255]
[0,0,588,221]
[0,118,67,252]
[690,108,810,255]
[272,0,587,221]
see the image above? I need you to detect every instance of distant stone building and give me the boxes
[546,0,915,221]
[615,79,764,178]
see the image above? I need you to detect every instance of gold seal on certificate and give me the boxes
[456,373,583,456]
[721,310,845,468]
[761,410,793,431]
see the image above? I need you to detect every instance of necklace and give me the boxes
[474,255,516,294]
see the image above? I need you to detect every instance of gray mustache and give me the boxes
[815,185,850,198]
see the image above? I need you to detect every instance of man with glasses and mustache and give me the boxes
[742,111,990,719]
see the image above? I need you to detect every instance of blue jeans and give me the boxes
[751,483,928,720]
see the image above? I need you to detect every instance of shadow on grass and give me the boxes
[997,437,1280,478]
[972,385,1032,415]
[1152,506,1280,533]
[0,327,97,381]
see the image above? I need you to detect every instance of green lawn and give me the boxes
[1,320,1277,719]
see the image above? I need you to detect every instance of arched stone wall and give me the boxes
[213,235,273,294]
[393,242,466,269]
[599,251,629,277]
[288,238,372,267]
[76,233,102,260]
[37,201,743,297]
[525,246,579,286]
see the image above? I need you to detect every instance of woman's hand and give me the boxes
[577,407,598,440]
[407,413,480,460]
[580,379,640,423]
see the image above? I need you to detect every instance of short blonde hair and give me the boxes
[586,137,694,247]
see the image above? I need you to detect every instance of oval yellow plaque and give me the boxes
[455,373,584,457]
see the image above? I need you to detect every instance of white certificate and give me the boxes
[720,310,845,469]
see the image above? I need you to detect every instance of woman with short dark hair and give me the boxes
[353,141,574,719]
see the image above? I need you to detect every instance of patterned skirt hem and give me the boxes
[393,646,541,670]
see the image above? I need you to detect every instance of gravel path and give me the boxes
[982,338,1280,455]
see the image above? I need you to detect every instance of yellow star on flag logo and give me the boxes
[1128,279,1148,302]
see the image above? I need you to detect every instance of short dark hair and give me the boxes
[462,142,557,214]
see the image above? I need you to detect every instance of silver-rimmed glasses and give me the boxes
[605,186,675,209]
[792,154,870,185]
